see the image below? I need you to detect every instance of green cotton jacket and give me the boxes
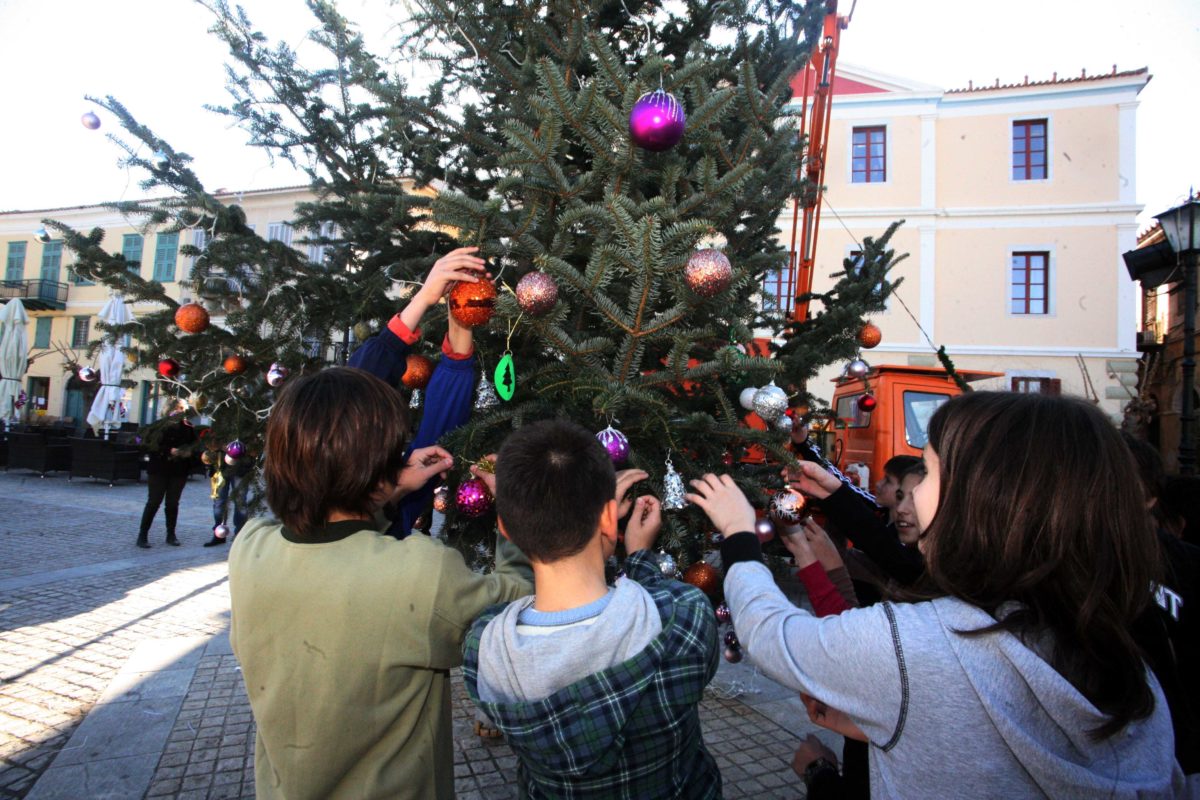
[228,517,532,800]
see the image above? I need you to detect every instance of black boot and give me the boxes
[202,536,226,547]
[165,534,181,546]
[136,536,151,549]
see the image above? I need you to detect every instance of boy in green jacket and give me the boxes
[229,367,532,800]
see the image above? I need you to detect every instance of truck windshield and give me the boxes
[903,391,950,448]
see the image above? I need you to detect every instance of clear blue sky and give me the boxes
[0,0,1196,227]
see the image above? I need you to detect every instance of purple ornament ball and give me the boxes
[515,272,559,316]
[724,630,740,649]
[723,647,743,664]
[596,425,630,465]
[225,440,246,459]
[81,111,101,130]
[629,89,686,152]
[715,603,732,625]
[456,478,494,518]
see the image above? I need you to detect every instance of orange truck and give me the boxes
[827,365,1000,488]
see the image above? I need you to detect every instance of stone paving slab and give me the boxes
[0,471,836,799]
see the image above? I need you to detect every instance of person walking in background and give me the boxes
[136,398,197,549]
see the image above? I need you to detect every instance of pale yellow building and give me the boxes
[771,64,1150,417]
[0,186,323,427]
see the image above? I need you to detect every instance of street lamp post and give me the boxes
[1155,197,1200,475]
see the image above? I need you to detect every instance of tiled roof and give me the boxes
[946,66,1149,95]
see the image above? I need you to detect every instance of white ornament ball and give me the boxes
[739,387,759,411]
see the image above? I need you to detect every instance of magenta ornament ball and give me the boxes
[225,440,246,459]
[455,478,494,518]
[629,89,686,152]
[516,271,559,316]
[596,425,630,465]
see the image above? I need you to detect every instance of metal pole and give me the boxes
[1179,245,1197,475]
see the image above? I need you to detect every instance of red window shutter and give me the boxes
[1046,379,1062,396]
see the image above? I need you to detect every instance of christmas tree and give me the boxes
[50,0,901,561]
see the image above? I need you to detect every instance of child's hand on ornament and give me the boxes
[394,445,455,498]
[802,517,844,571]
[416,247,488,305]
[685,474,755,538]
[614,468,649,518]
[781,524,818,569]
[469,454,498,496]
[782,461,842,499]
[624,496,661,554]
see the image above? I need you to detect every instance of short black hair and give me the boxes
[495,419,617,563]
[884,455,922,479]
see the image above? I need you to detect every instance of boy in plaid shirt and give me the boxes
[462,420,720,798]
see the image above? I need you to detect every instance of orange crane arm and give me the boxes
[789,2,848,323]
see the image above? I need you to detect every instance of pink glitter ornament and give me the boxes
[629,89,686,152]
[455,478,494,517]
[515,272,558,316]
[683,249,732,298]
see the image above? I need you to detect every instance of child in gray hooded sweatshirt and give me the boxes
[689,392,1188,798]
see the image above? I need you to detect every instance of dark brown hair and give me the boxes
[922,391,1160,739]
[264,367,410,537]
[495,419,616,563]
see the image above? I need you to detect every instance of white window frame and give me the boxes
[847,244,890,313]
[846,120,892,186]
[1008,115,1053,185]
[267,222,294,246]
[1006,245,1056,318]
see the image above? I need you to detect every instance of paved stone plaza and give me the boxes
[0,470,833,799]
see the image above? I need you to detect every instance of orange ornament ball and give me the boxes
[402,354,434,390]
[682,561,721,599]
[448,278,497,328]
[858,322,882,349]
[223,354,249,375]
[175,302,210,334]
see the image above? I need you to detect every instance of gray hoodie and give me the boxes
[725,560,1186,798]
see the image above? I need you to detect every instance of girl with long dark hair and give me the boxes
[689,391,1184,797]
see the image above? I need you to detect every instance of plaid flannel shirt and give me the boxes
[462,549,721,799]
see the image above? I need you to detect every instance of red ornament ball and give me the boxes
[515,272,559,316]
[157,358,181,379]
[754,517,776,543]
[857,393,878,412]
[682,562,721,599]
[684,249,733,298]
[223,354,249,375]
[432,484,451,514]
[448,277,497,328]
[724,647,743,664]
[456,478,494,518]
[174,303,210,334]
[858,322,882,349]
[402,354,434,390]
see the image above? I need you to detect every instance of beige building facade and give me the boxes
[778,65,1150,417]
[0,186,320,427]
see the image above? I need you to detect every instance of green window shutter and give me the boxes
[153,233,178,282]
[34,317,52,348]
[39,241,63,283]
[122,234,144,275]
[5,242,26,282]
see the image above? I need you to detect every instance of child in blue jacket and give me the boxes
[349,246,487,538]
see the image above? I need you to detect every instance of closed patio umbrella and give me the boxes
[0,299,29,424]
[86,294,133,435]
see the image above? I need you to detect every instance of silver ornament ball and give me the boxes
[847,358,870,378]
[773,413,793,434]
[657,552,678,578]
[752,382,788,421]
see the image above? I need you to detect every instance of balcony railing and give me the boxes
[0,279,69,311]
